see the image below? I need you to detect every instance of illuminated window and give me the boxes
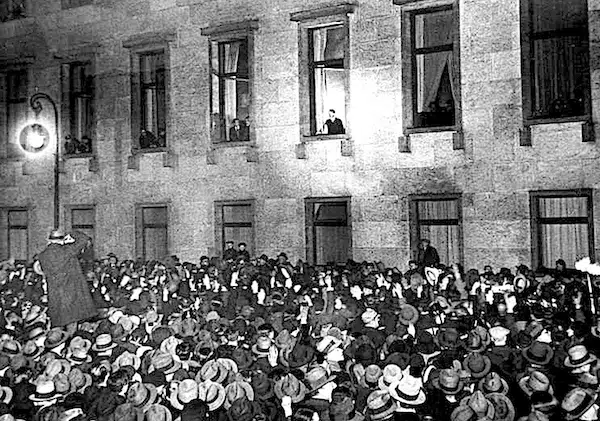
[521,0,590,120]
[136,204,168,261]
[410,195,462,266]
[402,5,460,129]
[530,190,594,270]
[6,69,28,151]
[306,198,351,265]
[0,1,26,22]
[215,201,254,256]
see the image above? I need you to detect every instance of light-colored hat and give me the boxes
[489,326,511,345]
[44,328,69,350]
[197,360,228,384]
[274,374,306,403]
[564,345,597,368]
[459,391,495,420]
[92,333,117,352]
[127,382,158,412]
[378,364,403,391]
[0,386,12,404]
[151,351,182,375]
[113,351,142,371]
[562,387,598,421]
[361,308,379,325]
[518,371,553,396]
[177,379,198,404]
[224,380,254,409]
[29,379,61,402]
[197,380,226,411]
[389,375,426,406]
[486,392,515,421]
[366,390,397,420]
[251,336,272,357]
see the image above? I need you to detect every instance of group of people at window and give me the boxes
[64,135,92,156]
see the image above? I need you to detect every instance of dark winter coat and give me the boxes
[36,231,97,327]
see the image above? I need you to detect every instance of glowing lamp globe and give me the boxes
[19,123,50,153]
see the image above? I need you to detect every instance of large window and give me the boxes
[6,69,28,151]
[410,195,462,266]
[405,5,459,129]
[137,51,166,149]
[69,206,95,267]
[7,209,27,263]
[530,190,594,270]
[0,1,26,22]
[309,25,347,136]
[210,39,250,143]
[136,205,168,262]
[64,62,94,156]
[215,201,254,256]
[521,0,590,120]
[306,198,351,265]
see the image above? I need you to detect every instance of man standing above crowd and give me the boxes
[34,230,97,335]
[417,238,440,270]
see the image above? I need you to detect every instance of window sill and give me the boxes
[64,153,94,159]
[211,141,255,149]
[302,134,350,142]
[524,115,590,127]
[0,16,34,26]
[404,125,458,135]
[132,147,168,155]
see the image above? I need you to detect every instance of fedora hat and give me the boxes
[231,348,254,371]
[275,329,295,350]
[92,333,118,352]
[1,339,21,356]
[487,392,515,421]
[366,390,397,420]
[361,308,379,325]
[127,382,158,412]
[564,345,597,369]
[27,324,47,341]
[144,403,173,421]
[490,326,510,346]
[44,328,69,350]
[48,229,66,241]
[179,318,200,338]
[437,328,461,350]
[0,386,12,404]
[523,342,553,366]
[432,369,465,395]
[464,330,486,353]
[451,405,480,421]
[389,375,426,406]
[22,340,43,360]
[67,347,92,365]
[479,372,509,395]
[316,335,342,355]
[68,367,92,393]
[113,351,142,371]
[216,358,238,375]
[562,388,598,421]
[29,378,61,402]
[198,380,226,411]
[397,304,419,326]
[378,364,403,391]
[44,359,71,378]
[24,305,46,326]
[305,366,336,394]
[287,343,315,368]
[463,353,492,379]
[151,351,182,375]
[198,360,228,384]
[364,364,383,386]
[177,379,199,405]
[518,371,554,396]
[274,374,306,403]
[53,373,71,395]
[251,336,272,357]
[224,380,254,409]
[459,391,495,420]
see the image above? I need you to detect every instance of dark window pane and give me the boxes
[223,205,252,224]
[9,229,27,261]
[415,9,453,49]
[223,227,252,252]
[313,25,345,62]
[144,228,167,261]
[8,210,27,226]
[143,207,167,225]
[417,200,458,220]
[7,71,27,101]
[314,203,348,225]
[531,35,588,118]
[72,208,94,226]
[419,224,460,265]
[532,0,587,32]
[315,226,349,264]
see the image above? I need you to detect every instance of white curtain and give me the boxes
[224,42,240,140]
[418,200,460,265]
[539,197,589,268]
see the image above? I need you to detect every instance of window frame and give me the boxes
[409,193,463,265]
[61,0,93,9]
[123,33,175,153]
[66,204,95,259]
[529,189,594,270]
[214,200,255,257]
[291,3,356,140]
[135,203,170,262]
[0,0,27,22]
[5,207,28,263]
[61,60,95,158]
[305,196,352,266]
[519,0,591,125]
[4,67,29,158]
[400,1,462,135]
[202,20,258,146]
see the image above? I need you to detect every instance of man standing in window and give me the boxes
[417,238,440,270]
[322,109,345,135]
[229,118,243,142]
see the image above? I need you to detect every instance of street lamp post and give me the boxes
[26,92,60,229]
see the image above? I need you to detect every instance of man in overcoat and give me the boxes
[35,230,97,334]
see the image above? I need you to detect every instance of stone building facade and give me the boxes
[0,0,598,271]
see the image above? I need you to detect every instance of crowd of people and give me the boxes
[0,233,598,421]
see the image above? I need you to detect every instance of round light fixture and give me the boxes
[19,123,50,153]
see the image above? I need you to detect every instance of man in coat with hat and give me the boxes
[35,230,97,334]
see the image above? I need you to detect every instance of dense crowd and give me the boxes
[0,239,598,421]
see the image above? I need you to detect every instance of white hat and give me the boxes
[489,326,510,345]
